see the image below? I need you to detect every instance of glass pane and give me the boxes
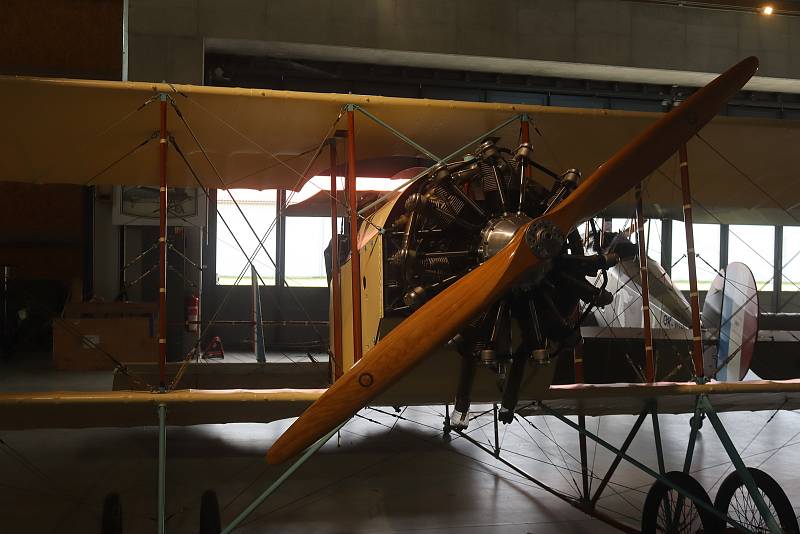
[671,222,721,290]
[580,217,646,252]
[610,217,632,233]
[282,174,409,287]
[728,225,774,291]
[782,227,800,291]
[640,219,662,265]
[216,189,277,285]
[621,218,662,265]
[581,218,602,248]
[285,216,332,287]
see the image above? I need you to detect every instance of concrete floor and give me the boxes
[2,354,800,533]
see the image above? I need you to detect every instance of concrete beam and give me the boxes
[205,37,800,93]
[128,0,800,87]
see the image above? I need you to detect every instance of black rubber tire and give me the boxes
[642,471,718,533]
[714,467,799,533]
[101,492,123,534]
[199,490,222,534]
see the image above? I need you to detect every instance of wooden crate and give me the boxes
[53,317,157,371]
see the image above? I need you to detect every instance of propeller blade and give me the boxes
[548,56,758,230]
[268,230,537,465]
[267,56,757,465]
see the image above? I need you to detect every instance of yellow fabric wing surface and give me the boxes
[2,75,798,223]
[2,381,800,430]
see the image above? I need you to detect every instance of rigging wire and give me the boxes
[515,414,583,497]
[707,399,789,493]
[655,164,800,377]
[82,133,157,186]
[170,101,280,272]
[165,108,341,386]
[172,91,384,232]
[31,95,157,184]
[0,435,107,523]
[696,133,800,226]
[657,167,800,294]
[9,283,155,390]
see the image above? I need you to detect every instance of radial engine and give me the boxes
[340,139,627,427]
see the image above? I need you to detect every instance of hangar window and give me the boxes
[216,189,277,285]
[640,219,664,266]
[611,217,662,261]
[782,226,800,291]
[671,222,721,290]
[285,213,332,288]
[283,175,410,287]
[609,217,662,258]
[610,218,632,233]
[728,225,774,291]
[283,178,336,288]
[581,217,661,258]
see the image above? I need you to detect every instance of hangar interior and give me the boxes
[3,1,800,533]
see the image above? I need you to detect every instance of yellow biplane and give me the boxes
[3,56,800,533]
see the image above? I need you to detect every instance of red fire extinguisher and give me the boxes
[185,293,199,333]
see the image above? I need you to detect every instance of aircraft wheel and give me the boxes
[641,471,717,533]
[101,492,123,534]
[199,490,221,534]
[714,467,799,533]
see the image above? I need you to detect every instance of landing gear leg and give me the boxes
[500,352,527,423]
[689,413,704,431]
[199,490,221,534]
[101,492,122,534]
[451,348,476,430]
[499,293,543,423]
[443,403,451,436]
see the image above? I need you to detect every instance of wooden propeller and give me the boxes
[267,56,758,465]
